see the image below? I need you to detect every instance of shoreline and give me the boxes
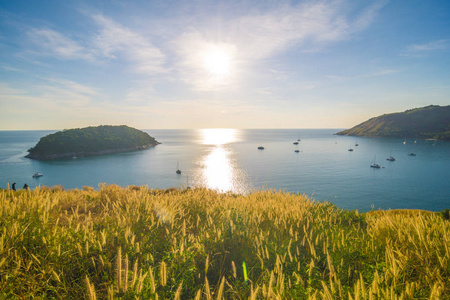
[25,143,159,161]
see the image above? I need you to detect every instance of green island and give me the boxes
[1,185,448,299]
[26,125,159,160]
[336,105,450,141]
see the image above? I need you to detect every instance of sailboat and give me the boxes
[186,175,191,189]
[386,151,395,161]
[176,162,181,174]
[370,156,381,168]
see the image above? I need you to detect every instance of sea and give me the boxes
[0,129,449,212]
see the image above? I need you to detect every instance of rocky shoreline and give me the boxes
[25,143,158,160]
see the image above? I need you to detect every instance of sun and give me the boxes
[203,46,232,77]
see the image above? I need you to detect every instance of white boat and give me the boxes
[32,172,43,178]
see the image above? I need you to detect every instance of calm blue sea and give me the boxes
[0,129,449,212]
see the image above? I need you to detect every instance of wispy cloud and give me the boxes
[92,15,167,74]
[403,39,449,57]
[326,67,399,81]
[0,78,100,108]
[24,15,168,74]
[42,78,101,106]
[173,0,386,90]
[27,28,95,61]
[226,0,386,58]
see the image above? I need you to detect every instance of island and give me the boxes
[25,125,160,160]
[336,105,450,141]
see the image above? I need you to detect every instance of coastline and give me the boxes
[24,143,159,160]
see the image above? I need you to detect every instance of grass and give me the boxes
[0,185,449,299]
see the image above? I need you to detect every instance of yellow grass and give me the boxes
[0,185,448,299]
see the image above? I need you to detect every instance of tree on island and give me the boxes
[26,125,160,160]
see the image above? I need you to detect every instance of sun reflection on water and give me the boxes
[203,146,234,191]
[195,129,249,193]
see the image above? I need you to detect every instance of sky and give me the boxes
[0,0,449,130]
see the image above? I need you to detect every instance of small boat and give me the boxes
[386,151,395,161]
[370,156,381,168]
[32,172,43,178]
[355,141,359,146]
[294,149,300,153]
[176,162,181,174]
[293,142,299,145]
[297,139,301,142]
[408,152,416,156]
[258,146,265,150]
[348,145,353,151]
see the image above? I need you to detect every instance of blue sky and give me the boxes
[1,0,449,130]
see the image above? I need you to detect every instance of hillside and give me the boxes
[26,125,159,160]
[0,185,448,299]
[336,105,450,140]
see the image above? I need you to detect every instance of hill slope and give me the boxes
[26,125,159,160]
[336,105,450,140]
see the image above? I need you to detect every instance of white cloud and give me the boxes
[405,39,449,55]
[225,0,385,59]
[326,67,399,81]
[36,78,101,107]
[173,0,386,90]
[92,15,167,74]
[0,78,100,108]
[24,15,167,75]
[27,28,94,61]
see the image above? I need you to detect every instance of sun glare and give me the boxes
[200,128,238,145]
[203,147,233,191]
[203,46,232,77]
